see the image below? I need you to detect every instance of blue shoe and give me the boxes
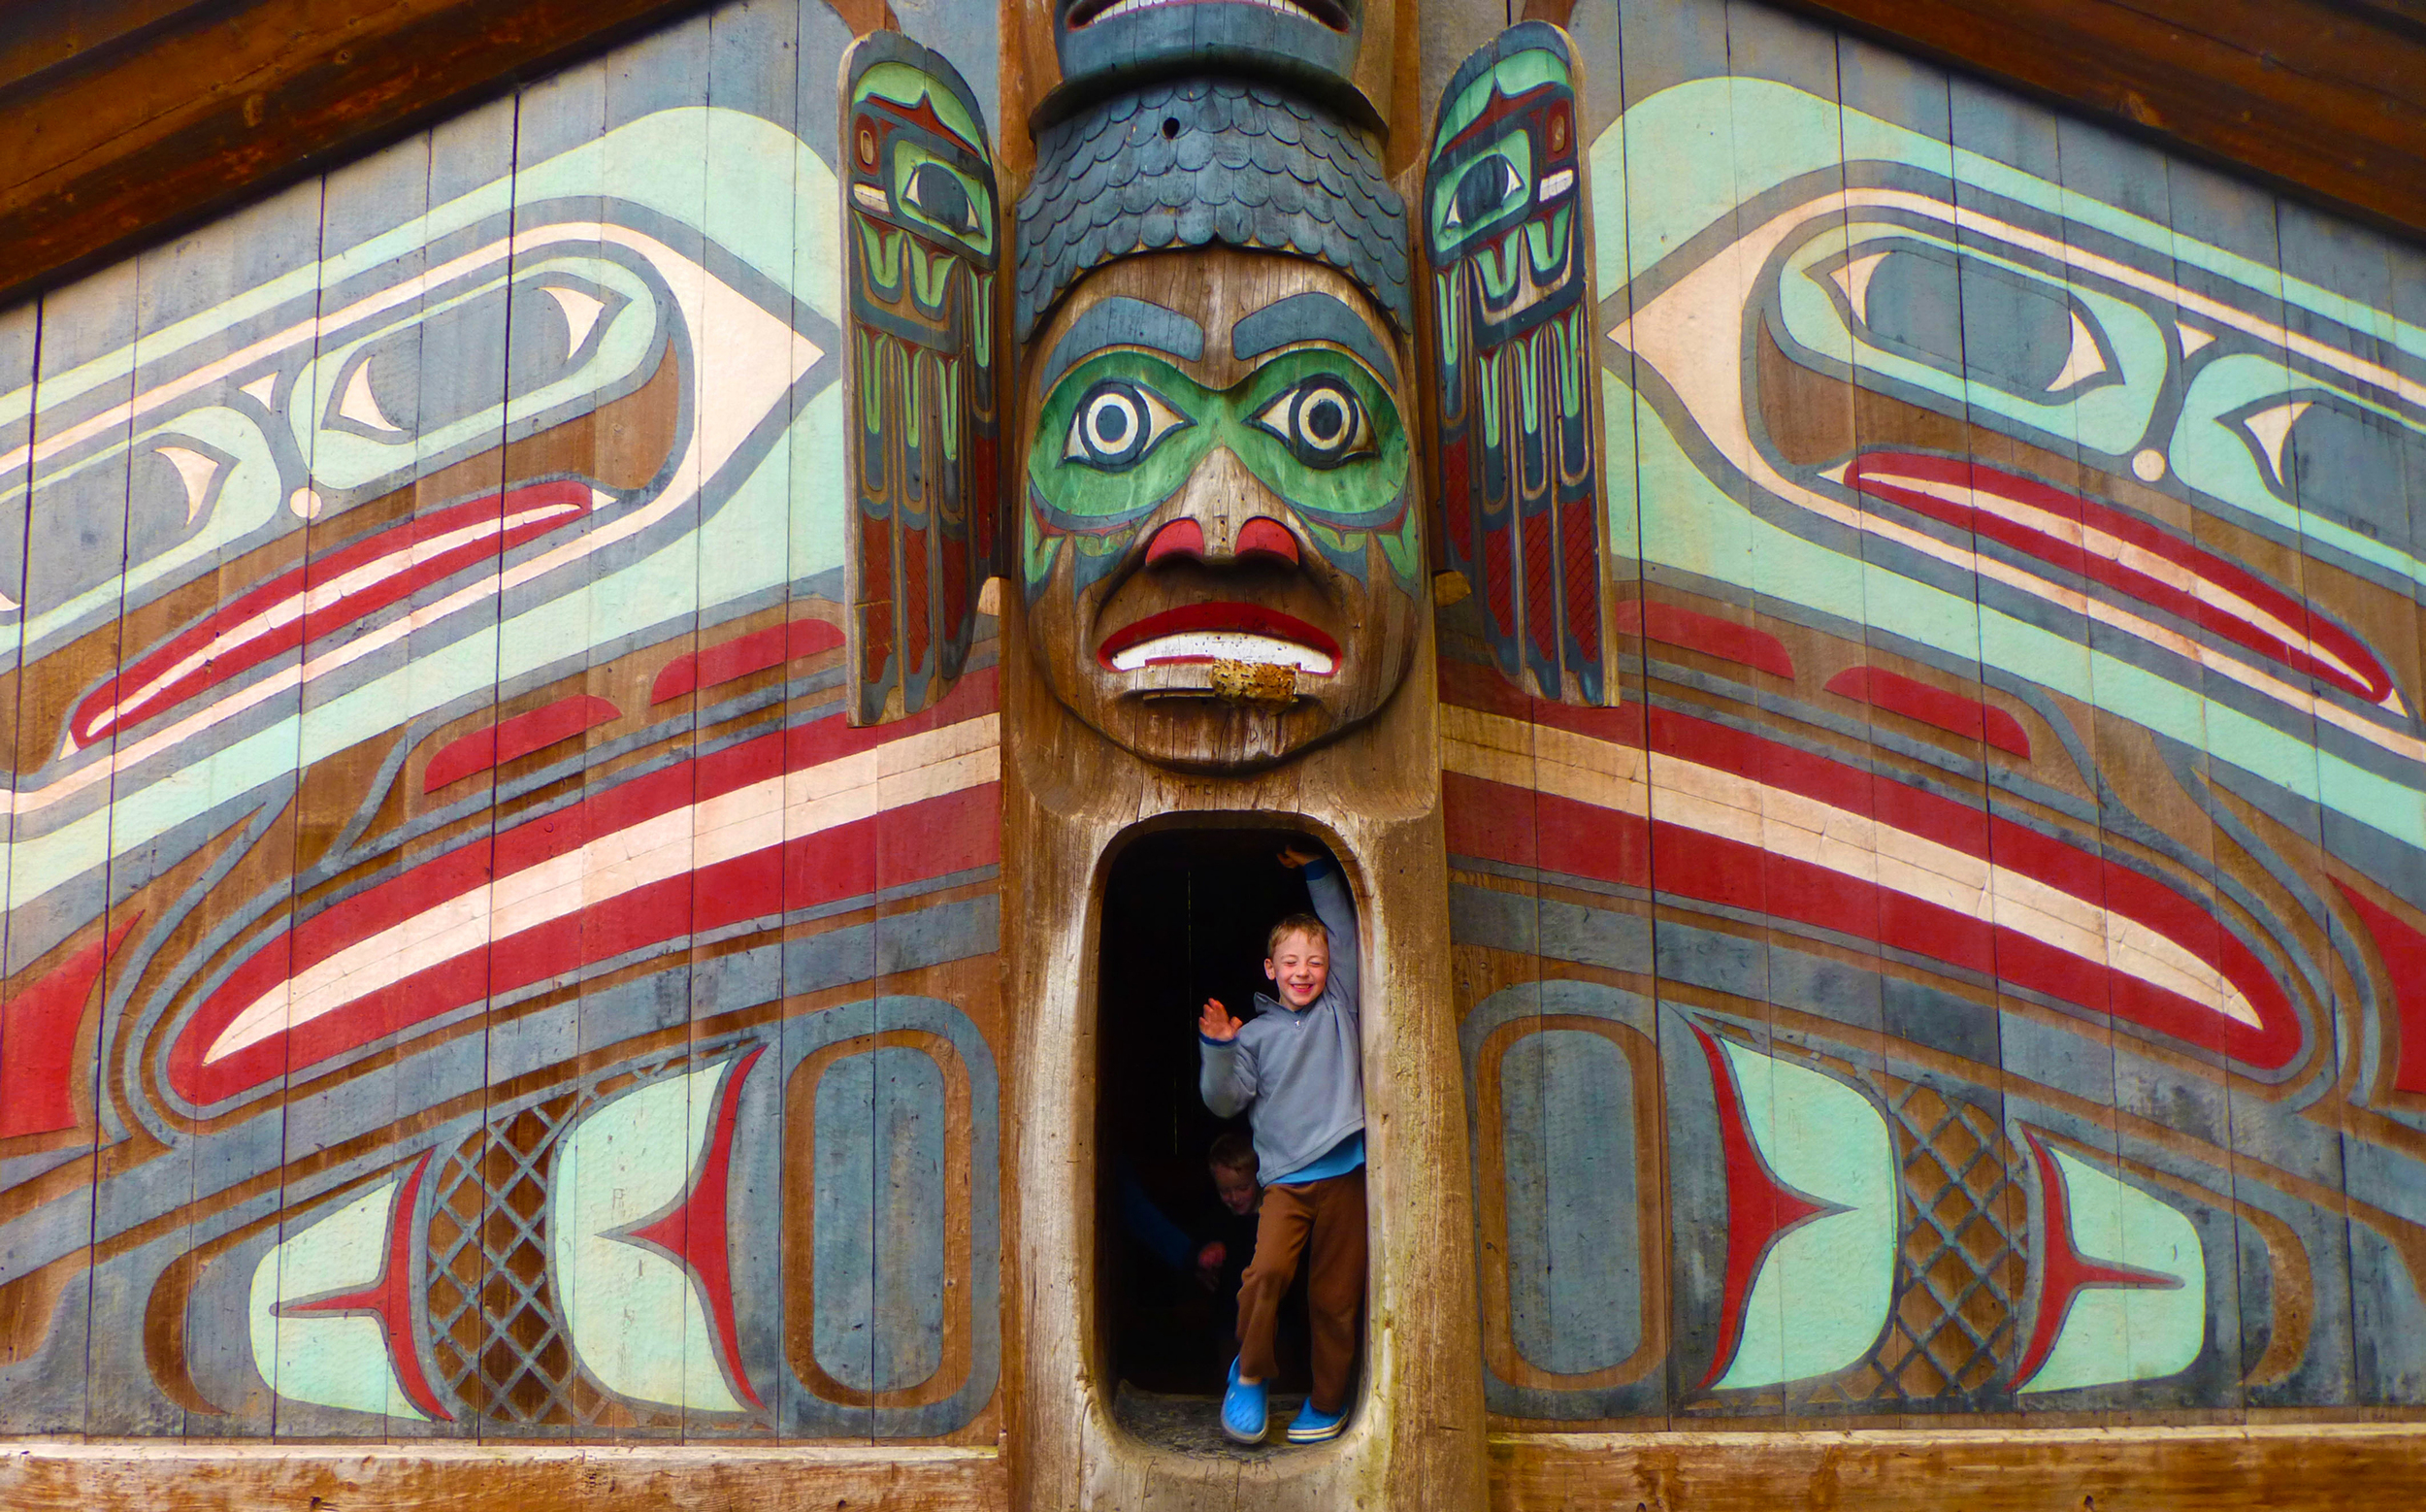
[1221,1359,1267,1444]
[1286,1397,1347,1444]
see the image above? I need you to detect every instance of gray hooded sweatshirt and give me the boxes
[1197,859,1364,1184]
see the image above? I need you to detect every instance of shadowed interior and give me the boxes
[1097,826,1345,1407]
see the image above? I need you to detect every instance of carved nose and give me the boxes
[1142,444,1305,569]
[1143,515,1301,568]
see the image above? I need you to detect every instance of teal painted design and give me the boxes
[1594,73,2426,853]
[0,0,1007,1443]
[1709,1036,1897,1392]
[810,1047,947,1396]
[2019,1143,2207,1396]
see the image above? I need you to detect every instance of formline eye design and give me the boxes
[1444,153,1524,232]
[1062,378,1189,471]
[1251,377,1375,470]
[905,160,980,236]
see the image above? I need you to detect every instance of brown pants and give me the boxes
[1235,1167,1365,1414]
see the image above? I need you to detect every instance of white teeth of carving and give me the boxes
[852,182,890,214]
[1535,168,1575,202]
[1091,0,1313,20]
[1109,632,1336,675]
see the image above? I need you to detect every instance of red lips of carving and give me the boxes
[1096,602,1342,671]
[69,479,599,748]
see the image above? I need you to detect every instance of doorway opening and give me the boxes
[1097,824,1359,1445]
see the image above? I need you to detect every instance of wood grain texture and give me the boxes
[1000,589,1486,1510]
[1487,1423,2426,1510]
[0,1442,1003,1510]
[0,0,723,310]
[1766,0,2426,241]
[6,0,2423,313]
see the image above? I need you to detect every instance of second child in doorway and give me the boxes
[1197,843,1365,1446]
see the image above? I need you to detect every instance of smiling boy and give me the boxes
[1197,842,1365,1445]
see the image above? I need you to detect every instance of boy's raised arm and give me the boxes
[1301,855,1360,1008]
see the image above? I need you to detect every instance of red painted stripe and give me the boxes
[1484,519,1514,640]
[171,782,1000,1104]
[74,481,593,747]
[1614,600,1794,679]
[1825,665,2031,758]
[2330,880,2426,1095]
[904,518,932,677]
[168,672,999,1105]
[1560,495,1600,663]
[651,618,846,706]
[1524,509,1558,667]
[1445,652,2304,1067]
[424,695,621,792]
[0,918,136,1138]
[861,510,893,685]
[1850,452,2392,705]
[1440,435,1473,565]
[1444,767,2302,1069]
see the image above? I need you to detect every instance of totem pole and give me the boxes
[990,2,1487,1506]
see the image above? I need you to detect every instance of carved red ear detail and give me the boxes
[1144,517,1206,566]
[1236,516,1299,565]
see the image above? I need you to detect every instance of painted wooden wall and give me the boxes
[0,0,1005,1445]
[2,0,2423,1484]
[1442,0,2426,1435]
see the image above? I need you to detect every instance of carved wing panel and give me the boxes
[1424,22,1607,705]
[842,34,1001,725]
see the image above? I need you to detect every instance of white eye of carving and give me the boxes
[1090,392,1136,449]
[336,360,405,435]
[2047,310,2110,392]
[152,444,222,525]
[543,283,606,353]
[1250,377,1374,469]
[1062,378,1188,470]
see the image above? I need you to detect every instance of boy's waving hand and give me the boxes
[1198,997,1243,1042]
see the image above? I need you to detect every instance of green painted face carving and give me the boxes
[1028,347,1414,552]
[1017,250,1425,772]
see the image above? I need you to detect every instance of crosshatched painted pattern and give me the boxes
[0,0,1002,1442]
[1440,0,2426,1430]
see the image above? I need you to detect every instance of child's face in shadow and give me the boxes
[1264,928,1330,1008]
[1213,1163,1261,1215]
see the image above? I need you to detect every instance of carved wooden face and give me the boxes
[1019,250,1422,771]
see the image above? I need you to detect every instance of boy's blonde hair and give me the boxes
[1265,911,1328,958]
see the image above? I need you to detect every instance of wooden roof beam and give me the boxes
[1,0,2423,312]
